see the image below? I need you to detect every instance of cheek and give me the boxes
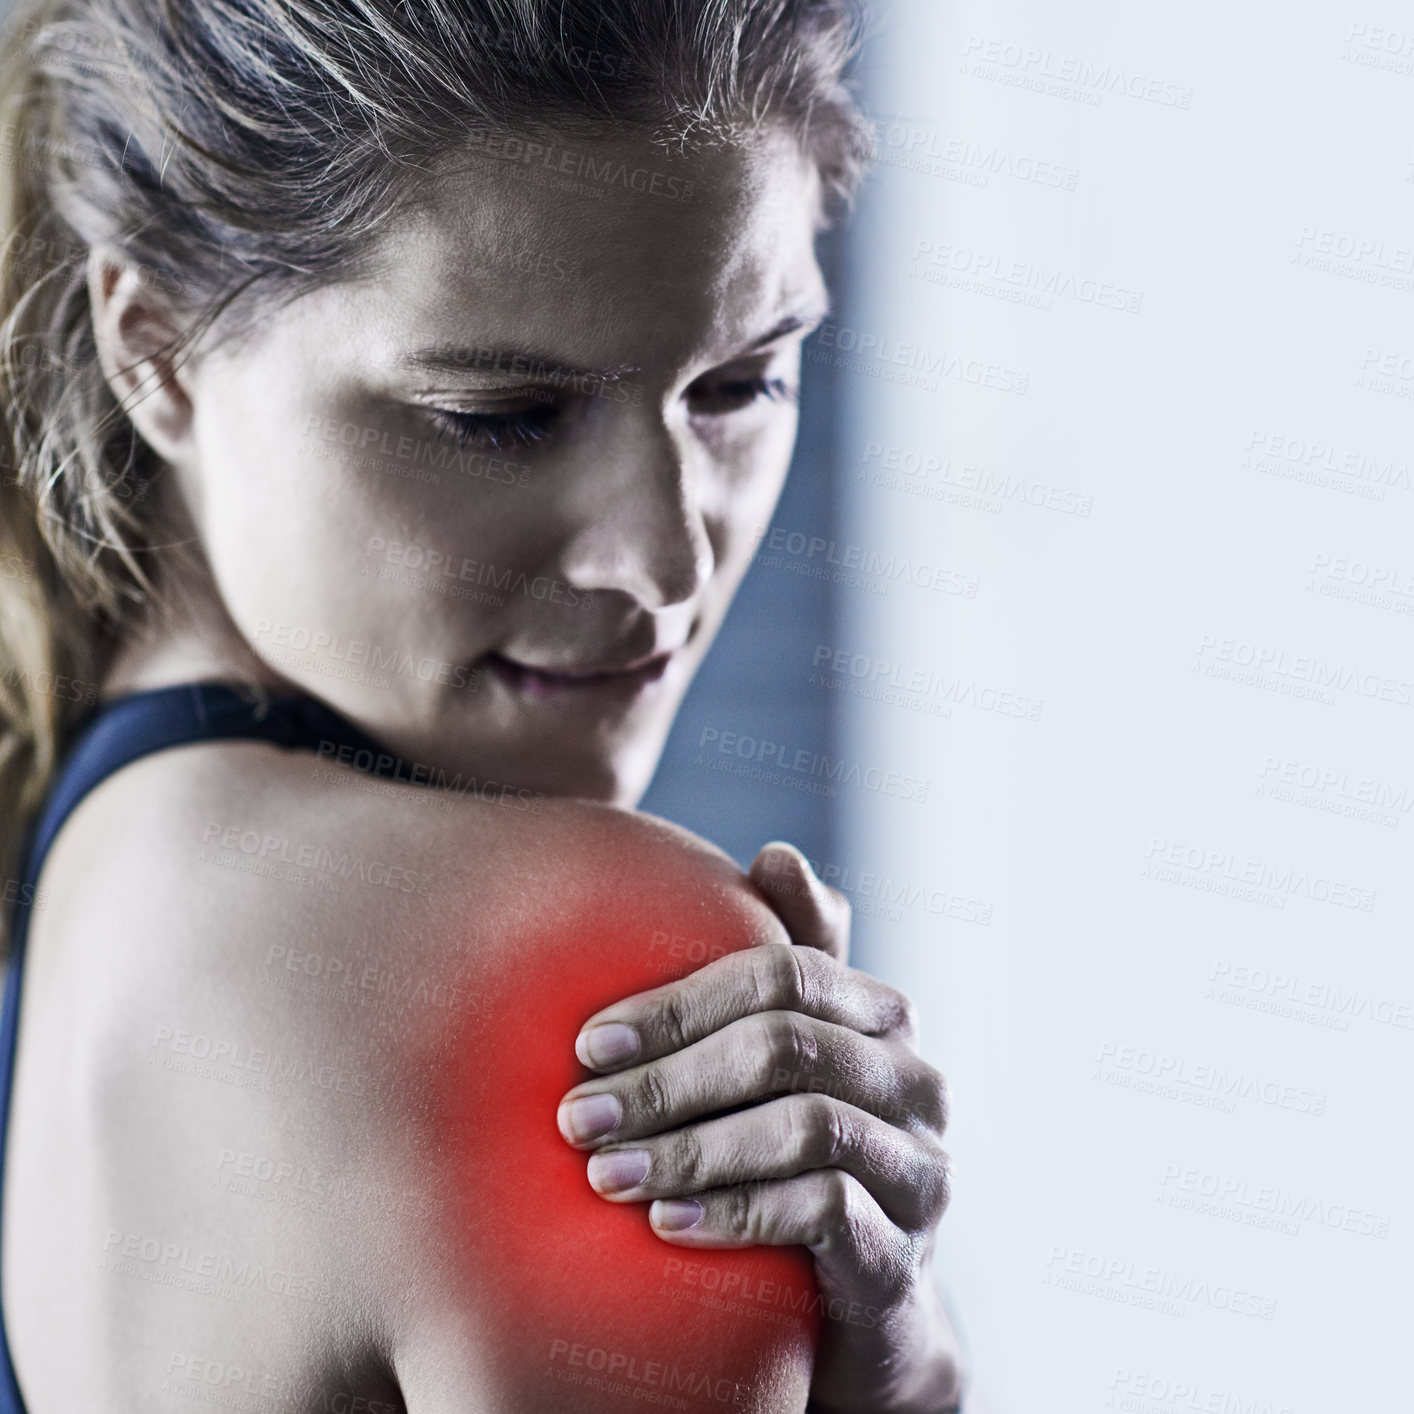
[702,418,797,576]
[189,375,532,666]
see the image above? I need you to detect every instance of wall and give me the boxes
[837,2,1409,1408]
[640,233,845,871]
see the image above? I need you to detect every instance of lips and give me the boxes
[482,650,672,698]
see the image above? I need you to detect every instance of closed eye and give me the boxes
[687,374,798,417]
[425,403,557,450]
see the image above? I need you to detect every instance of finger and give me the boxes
[647,1169,920,1307]
[750,841,851,964]
[581,1092,951,1233]
[560,1011,948,1146]
[574,941,919,1072]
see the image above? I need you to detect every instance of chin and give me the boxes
[513,705,682,807]
[554,753,659,809]
[469,735,662,808]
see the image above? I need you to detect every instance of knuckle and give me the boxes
[758,1010,817,1087]
[812,1168,857,1244]
[635,1063,675,1121]
[931,1148,955,1218]
[757,944,814,1012]
[916,1064,950,1133]
[752,943,808,1012]
[670,1126,708,1189]
[904,1134,953,1225]
[656,991,693,1053]
[893,989,920,1039]
[784,1093,846,1166]
[720,1183,757,1240]
[867,981,916,1038]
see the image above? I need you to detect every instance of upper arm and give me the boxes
[12,743,818,1412]
[9,741,432,1407]
[383,804,821,1413]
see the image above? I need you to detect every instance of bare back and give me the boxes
[3,742,817,1412]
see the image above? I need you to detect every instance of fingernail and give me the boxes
[651,1199,703,1231]
[763,842,802,872]
[558,1093,622,1143]
[587,1149,650,1194]
[576,1023,639,1069]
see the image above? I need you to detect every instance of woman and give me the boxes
[0,1,963,1409]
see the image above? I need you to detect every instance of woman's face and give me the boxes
[168,126,827,804]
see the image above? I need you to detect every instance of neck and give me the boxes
[100,536,290,704]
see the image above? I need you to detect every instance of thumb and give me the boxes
[748,841,851,964]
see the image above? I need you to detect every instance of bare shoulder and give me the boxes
[30,732,754,989]
[24,732,767,1076]
[8,740,793,1412]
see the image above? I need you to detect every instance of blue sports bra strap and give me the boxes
[0,680,393,1414]
[24,681,390,890]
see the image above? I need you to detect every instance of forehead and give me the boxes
[355,125,826,373]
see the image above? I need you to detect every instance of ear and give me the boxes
[86,247,195,463]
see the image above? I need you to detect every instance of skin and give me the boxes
[14,124,961,1409]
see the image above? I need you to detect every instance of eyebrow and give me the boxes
[742,301,833,351]
[395,301,833,384]
[396,346,636,383]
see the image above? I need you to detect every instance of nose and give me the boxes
[557,407,714,611]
